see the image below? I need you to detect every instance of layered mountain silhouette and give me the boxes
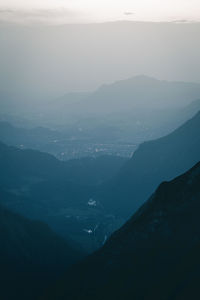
[97,111,200,216]
[0,122,61,153]
[7,76,200,116]
[45,161,200,300]
[53,76,200,115]
[1,22,200,99]
[0,138,126,186]
[41,77,200,143]
[0,141,125,252]
[1,78,200,146]
[1,109,200,251]
[2,97,200,150]
[0,205,84,300]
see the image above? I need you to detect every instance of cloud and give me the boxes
[124,11,134,16]
[170,19,198,23]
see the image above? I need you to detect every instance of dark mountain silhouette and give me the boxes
[97,111,200,216]
[44,161,200,300]
[0,205,84,300]
[0,142,125,252]
[0,135,126,186]
[0,122,60,152]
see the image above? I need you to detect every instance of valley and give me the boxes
[0,19,200,300]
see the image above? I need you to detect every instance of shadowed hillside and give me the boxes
[0,142,125,252]
[0,205,84,300]
[97,111,200,216]
[44,161,200,300]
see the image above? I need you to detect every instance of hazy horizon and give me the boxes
[1,21,200,99]
[0,0,200,24]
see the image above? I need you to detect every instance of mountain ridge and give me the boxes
[97,110,200,216]
[44,161,200,300]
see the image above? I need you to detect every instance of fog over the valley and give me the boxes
[1,3,200,299]
[0,21,200,100]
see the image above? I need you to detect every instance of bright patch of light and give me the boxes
[0,0,200,23]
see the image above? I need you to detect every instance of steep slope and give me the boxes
[45,161,200,300]
[0,205,84,300]
[98,111,200,216]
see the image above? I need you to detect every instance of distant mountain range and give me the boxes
[57,76,200,114]
[96,110,200,216]
[40,78,200,146]
[45,77,200,130]
[0,204,84,300]
[1,22,200,98]
[45,161,200,300]
[1,78,200,153]
[2,76,200,122]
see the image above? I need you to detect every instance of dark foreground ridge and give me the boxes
[44,161,200,300]
[0,205,84,300]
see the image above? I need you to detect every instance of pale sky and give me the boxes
[0,0,200,23]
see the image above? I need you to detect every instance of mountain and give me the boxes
[0,124,127,184]
[43,76,200,122]
[0,142,125,252]
[0,122,62,154]
[73,76,200,114]
[2,79,200,156]
[2,109,200,250]
[0,120,134,158]
[0,140,126,188]
[0,205,84,300]
[97,111,200,216]
[1,22,200,97]
[38,77,200,144]
[44,161,200,300]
